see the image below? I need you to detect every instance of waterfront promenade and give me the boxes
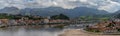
[0,21,94,28]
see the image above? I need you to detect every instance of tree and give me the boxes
[51,14,69,20]
[118,29,120,32]
[106,23,115,27]
[80,16,86,21]
[116,13,120,19]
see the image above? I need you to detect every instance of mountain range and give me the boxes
[0,7,110,18]
[0,7,20,14]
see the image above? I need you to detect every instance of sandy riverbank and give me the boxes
[59,29,120,36]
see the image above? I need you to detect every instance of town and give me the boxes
[0,13,73,28]
[85,19,120,33]
[0,12,120,36]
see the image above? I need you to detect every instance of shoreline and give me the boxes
[59,29,120,36]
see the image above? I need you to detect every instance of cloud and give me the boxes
[98,0,120,13]
[0,0,120,13]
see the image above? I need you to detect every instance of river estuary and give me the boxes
[0,23,94,36]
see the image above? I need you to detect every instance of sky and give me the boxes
[0,0,120,13]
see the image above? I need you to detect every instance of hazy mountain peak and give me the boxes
[0,7,19,14]
[20,7,109,18]
[0,7,110,18]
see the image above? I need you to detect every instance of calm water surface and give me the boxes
[0,24,93,36]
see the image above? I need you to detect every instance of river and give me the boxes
[0,23,95,36]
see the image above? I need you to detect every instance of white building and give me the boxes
[114,19,120,22]
[0,20,2,25]
[8,20,18,25]
[43,19,49,23]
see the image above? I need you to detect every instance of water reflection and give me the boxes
[0,26,64,36]
[0,23,93,36]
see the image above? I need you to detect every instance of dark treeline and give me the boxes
[0,13,70,20]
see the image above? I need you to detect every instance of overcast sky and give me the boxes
[0,0,120,13]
